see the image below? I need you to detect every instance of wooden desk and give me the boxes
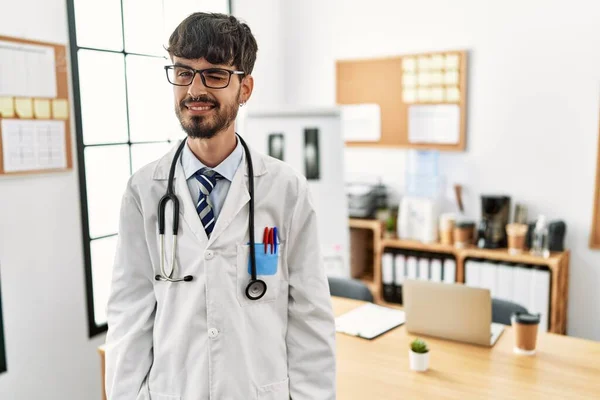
[98,297,600,399]
[334,297,600,399]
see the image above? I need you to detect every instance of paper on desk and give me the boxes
[0,40,57,98]
[341,103,381,142]
[1,119,67,172]
[408,104,460,144]
[335,303,406,340]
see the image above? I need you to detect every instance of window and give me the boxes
[67,0,231,337]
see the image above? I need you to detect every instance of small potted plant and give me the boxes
[409,338,429,372]
[384,213,396,239]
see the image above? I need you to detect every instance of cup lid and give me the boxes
[511,312,540,325]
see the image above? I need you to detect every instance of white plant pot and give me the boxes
[409,350,429,372]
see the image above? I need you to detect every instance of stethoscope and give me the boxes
[155,134,267,301]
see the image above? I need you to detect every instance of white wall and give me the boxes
[233,0,286,108]
[281,0,600,340]
[0,0,106,399]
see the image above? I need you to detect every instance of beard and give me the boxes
[175,90,240,139]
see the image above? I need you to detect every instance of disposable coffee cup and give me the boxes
[454,221,475,248]
[511,312,540,355]
[506,223,528,255]
[439,213,456,245]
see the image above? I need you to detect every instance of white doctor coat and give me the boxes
[104,143,336,400]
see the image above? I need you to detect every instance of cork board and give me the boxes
[337,50,468,151]
[0,35,73,176]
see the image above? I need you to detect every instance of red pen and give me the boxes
[263,227,269,254]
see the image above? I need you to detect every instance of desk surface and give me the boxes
[97,297,600,399]
[334,297,600,399]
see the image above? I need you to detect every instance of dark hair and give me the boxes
[166,13,258,75]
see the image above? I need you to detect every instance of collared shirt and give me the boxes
[180,138,243,221]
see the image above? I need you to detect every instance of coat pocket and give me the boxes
[257,377,290,400]
[148,390,181,400]
[236,243,284,307]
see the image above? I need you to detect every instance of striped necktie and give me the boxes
[194,168,221,237]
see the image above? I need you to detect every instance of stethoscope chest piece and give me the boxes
[245,280,267,300]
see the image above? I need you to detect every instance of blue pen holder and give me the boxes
[248,243,279,276]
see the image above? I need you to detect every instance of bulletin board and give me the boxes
[589,106,600,249]
[336,50,468,151]
[0,35,73,176]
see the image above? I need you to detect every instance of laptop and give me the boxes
[403,280,505,347]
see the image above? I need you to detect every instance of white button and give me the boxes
[208,328,219,339]
[205,250,214,260]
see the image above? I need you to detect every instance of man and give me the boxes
[104,12,336,400]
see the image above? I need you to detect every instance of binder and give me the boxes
[512,265,534,313]
[430,258,443,282]
[479,261,498,299]
[381,253,395,303]
[443,258,456,283]
[496,263,515,302]
[465,259,481,288]
[407,254,418,280]
[530,267,551,332]
[394,254,406,303]
[418,256,430,280]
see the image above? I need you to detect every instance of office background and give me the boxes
[0,0,599,398]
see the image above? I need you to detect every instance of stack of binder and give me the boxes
[382,250,456,304]
[465,259,550,332]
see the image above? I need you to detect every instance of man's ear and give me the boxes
[239,75,254,104]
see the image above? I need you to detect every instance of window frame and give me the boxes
[66,0,232,338]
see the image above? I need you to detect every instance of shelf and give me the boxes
[462,247,565,268]
[350,219,569,334]
[382,238,456,255]
[381,237,567,267]
[349,218,384,232]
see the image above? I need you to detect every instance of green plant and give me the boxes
[385,214,395,232]
[410,338,429,354]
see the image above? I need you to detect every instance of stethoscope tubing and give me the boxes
[155,134,265,297]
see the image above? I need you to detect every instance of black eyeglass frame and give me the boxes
[164,65,245,88]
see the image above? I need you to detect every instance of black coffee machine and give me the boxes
[477,195,511,249]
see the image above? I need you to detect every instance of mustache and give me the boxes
[181,95,218,108]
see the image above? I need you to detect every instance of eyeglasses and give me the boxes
[164,65,245,89]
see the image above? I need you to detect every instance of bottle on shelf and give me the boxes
[530,215,550,258]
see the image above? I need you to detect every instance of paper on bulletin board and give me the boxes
[408,104,460,144]
[1,119,67,172]
[341,103,381,142]
[0,40,57,98]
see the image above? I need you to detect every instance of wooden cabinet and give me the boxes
[349,219,569,334]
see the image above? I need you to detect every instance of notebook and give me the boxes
[335,303,406,340]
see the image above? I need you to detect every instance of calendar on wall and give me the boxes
[0,35,73,176]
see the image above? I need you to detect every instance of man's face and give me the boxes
[171,57,251,139]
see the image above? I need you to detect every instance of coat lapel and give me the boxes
[174,157,209,244]
[153,139,267,247]
[208,145,267,245]
[153,141,208,245]
[207,150,250,245]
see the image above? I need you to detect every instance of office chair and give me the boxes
[327,276,374,302]
[492,298,528,326]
